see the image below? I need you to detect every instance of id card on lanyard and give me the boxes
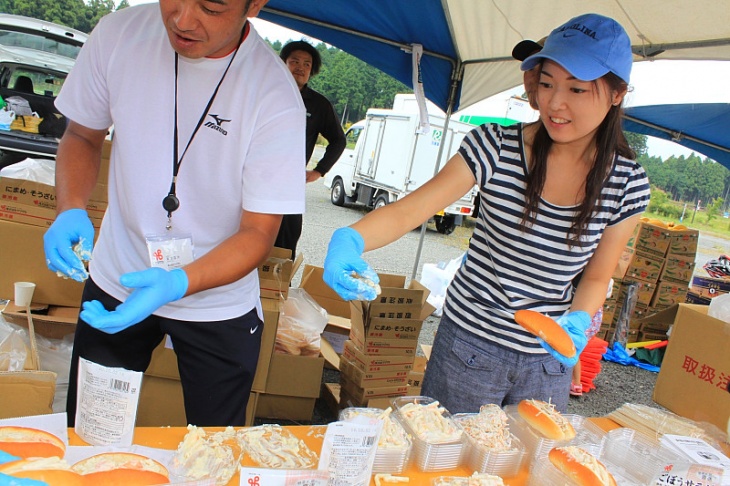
[145,234,194,270]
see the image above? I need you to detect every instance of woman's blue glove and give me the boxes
[80,268,188,333]
[536,311,591,367]
[0,452,46,486]
[323,227,380,301]
[43,208,94,282]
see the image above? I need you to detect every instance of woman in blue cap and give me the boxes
[322,13,650,413]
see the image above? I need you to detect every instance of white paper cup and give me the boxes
[14,281,36,307]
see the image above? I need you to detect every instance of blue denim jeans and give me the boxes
[421,313,572,413]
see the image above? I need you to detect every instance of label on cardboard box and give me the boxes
[667,229,699,255]
[650,280,689,308]
[339,356,408,388]
[653,304,730,431]
[343,340,414,373]
[626,222,671,257]
[0,176,108,209]
[349,301,424,341]
[0,202,103,230]
[690,276,730,299]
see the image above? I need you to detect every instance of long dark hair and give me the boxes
[521,71,634,245]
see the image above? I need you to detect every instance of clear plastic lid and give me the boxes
[391,396,463,445]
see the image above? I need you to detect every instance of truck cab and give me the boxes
[323,108,477,234]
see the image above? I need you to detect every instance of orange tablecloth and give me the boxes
[68,419,621,486]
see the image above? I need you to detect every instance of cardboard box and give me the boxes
[619,277,657,307]
[0,176,108,210]
[348,335,418,356]
[349,301,424,341]
[626,221,672,257]
[685,291,712,305]
[2,303,77,340]
[340,376,409,403]
[255,394,316,422]
[343,340,414,373]
[0,219,85,307]
[667,229,700,255]
[602,301,618,325]
[690,276,730,300]
[650,280,689,309]
[0,201,103,229]
[263,352,324,398]
[338,385,405,409]
[339,355,408,388]
[613,248,665,283]
[257,247,303,300]
[137,376,256,426]
[653,304,730,431]
[660,254,696,284]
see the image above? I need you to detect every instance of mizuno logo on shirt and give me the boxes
[205,114,231,136]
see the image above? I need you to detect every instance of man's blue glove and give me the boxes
[80,267,188,333]
[0,451,47,486]
[43,208,94,282]
[323,227,380,301]
[536,311,591,367]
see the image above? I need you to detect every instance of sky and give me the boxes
[124,2,706,161]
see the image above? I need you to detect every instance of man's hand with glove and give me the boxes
[0,451,47,486]
[323,227,380,301]
[80,267,188,333]
[43,208,94,282]
[536,311,591,367]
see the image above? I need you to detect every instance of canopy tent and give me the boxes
[258,1,730,274]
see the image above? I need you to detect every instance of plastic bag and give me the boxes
[603,342,660,372]
[0,323,28,371]
[420,252,465,317]
[276,288,329,356]
[708,292,730,323]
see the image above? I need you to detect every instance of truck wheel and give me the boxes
[330,178,346,206]
[435,214,456,235]
[374,194,389,210]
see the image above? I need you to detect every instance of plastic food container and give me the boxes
[391,396,465,472]
[504,405,605,467]
[602,427,689,484]
[453,411,526,478]
[526,443,638,486]
[339,407,412,474]
[431,472,506,485]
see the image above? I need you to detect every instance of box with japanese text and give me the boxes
[257,247,303,300]
[343,340,414,373]
[339,355,408,388]
[653,304,730,431]
[349,301,424,341]
[0,201,103,230]
[340,376,409,404]
[685,291,712,305]
[0,176,108,210]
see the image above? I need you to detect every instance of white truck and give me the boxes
[323,100,477,235]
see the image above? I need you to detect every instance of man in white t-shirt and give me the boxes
[44,0,306,426]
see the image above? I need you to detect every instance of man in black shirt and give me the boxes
[275,40,346,258]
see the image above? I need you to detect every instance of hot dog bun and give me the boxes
[0,457,85,485]
[72,452,169,485]
[0,426,66,458]
[517,399,576,441]
[548,446,617,486]
[514,310,576,358]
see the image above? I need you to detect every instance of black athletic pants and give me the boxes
[66,278,262,427]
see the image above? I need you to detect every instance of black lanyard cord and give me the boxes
[163,23,246,218]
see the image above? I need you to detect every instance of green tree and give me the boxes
[624,131,648,157]
[705,197,724,223]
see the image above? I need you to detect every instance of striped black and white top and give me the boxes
[444,123,650,354]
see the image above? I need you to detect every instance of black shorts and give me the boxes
[66,277,263,426]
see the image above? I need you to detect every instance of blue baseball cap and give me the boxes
[521,13,633,83]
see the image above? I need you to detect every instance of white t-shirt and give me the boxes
[55,4,306,321]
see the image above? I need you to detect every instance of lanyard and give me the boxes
[163,24,246,230]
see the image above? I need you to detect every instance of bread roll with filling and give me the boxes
[0,426,66,458]
[517,399,576,441]
[72,451,169,485]
[514,310,576,358]
[549,446,617,486]
[0,457,85,485]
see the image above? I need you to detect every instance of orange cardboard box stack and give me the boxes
[0,140,110,308]
[339,278,434,409]
[604,218,698,343]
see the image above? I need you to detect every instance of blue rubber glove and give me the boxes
[323,227,380,301]
[536,311,591,367]
[80,267,188,333]
[0,474,47,486]
[43,208,94,282]
[0,452,47,486]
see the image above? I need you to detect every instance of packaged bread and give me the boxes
[517,399,576,441]
[0,457,84,485]
[71,451,169,485]
[548,446,617,486]
[0,426,65,458]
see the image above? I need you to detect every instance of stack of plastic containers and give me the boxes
[392,396,466,472]
[452,405,527,477]
[338,407,412,474]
